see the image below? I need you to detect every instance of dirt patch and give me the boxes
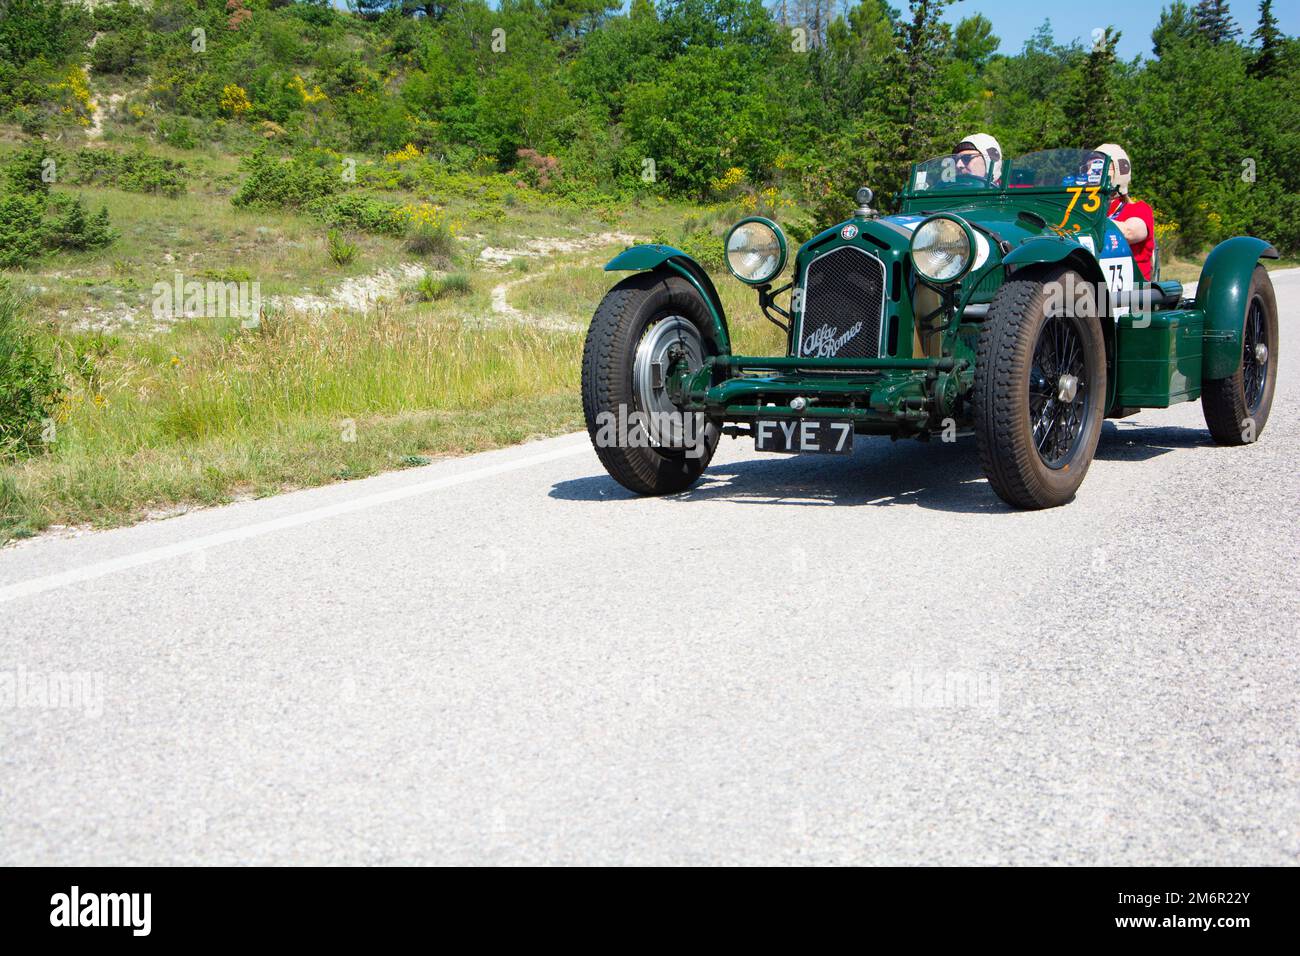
[485,266,583,332]
[275,263,431,314]
[478,231,635,266]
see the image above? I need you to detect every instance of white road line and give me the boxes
[0,440,591,604]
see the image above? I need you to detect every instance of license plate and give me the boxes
[754,419,853,455]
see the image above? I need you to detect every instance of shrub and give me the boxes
[398,202,460,259]
[3,143,51,194]
[326,229,357,266]
[156,116,197,150]
[516,148,560,189]
[409,273,471,302]
[71,148,187,197]
[655,227,725,271]
[0,193,47,268]
[90,28,148,76]
[232,150,339,210]
[0,281,62,459]
[220,84,252,117]
[44,195,116,251]
[306,193,404,236]
[404,222,456,259]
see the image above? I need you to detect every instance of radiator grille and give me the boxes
[797,246,886,359]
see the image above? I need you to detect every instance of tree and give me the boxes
[1152,2,1198,57]
[1194,0,1240,44]
[0,0,89,67]
[400,1,455,18]
[888,0,955,163]
[545,0,621,40]
[659,0,777,55]
[1064,26,1121,148]
[623,44,778,194]
[954,13,999,69]
[1249,0,1282,77]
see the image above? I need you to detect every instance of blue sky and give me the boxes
[330,1,1297,63]
[941,0,1297,60]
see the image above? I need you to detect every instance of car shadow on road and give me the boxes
[552,420,1217,512]
[552,436,1007,513]
[1094,420,1214,462]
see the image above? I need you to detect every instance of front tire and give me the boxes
[581,271,720,495]
[1202,265,1278,445]
[974,268,1107,509]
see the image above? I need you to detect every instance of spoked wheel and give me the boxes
[1029,315,1091,469]
[1243,299,1269,409]
[582,271,720,494]
[975,267,1107,509]
[1203,265,1278,445]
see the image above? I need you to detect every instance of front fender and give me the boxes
[605,244,731,354]
[1002,237,1106,288]
[1195,236,1279,380]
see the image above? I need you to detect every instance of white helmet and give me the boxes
[1095,143,1132,194]
[956,133,1003,183]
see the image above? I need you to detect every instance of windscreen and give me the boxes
[908,154,1000,193]
[1007,149,1111,189]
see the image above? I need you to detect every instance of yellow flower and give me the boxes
[220,84,252,117]
[170,356,181,366]
[397,202,462,235]
[385,143,422,164]
[50,66,95,125]
[288,75,328,106]
[709,166,747,194]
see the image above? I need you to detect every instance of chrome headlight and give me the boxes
[911,215,974,284]
[725,217,787,285]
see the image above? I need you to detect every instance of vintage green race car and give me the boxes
[581,148,1279,508]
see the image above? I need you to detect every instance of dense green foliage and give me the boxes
[0,0,1298,252]
[0,280,62,459]
[67,148,188,196]
[0,148,117,267]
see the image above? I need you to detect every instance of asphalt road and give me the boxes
[2,272,1297,866]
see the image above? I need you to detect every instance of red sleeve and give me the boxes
[1117,200,1154,238]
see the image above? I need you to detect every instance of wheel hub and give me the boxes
[1057,373,1079,403]
[633,316,704,447]
[1254,343,1268,365]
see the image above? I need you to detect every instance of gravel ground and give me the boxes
[1,271,1296,865]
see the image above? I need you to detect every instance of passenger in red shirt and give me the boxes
[1095,143,1156,280]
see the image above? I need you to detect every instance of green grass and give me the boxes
[409,272,471,302]
[1,308,584,540]
[0,126,766,542]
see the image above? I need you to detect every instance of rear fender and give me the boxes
[606,245,731,354]
[1194,237,1279,380]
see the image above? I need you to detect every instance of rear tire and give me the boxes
[581,271,720,495]
[974,268,1107,509]
[1202,265,1278,445]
